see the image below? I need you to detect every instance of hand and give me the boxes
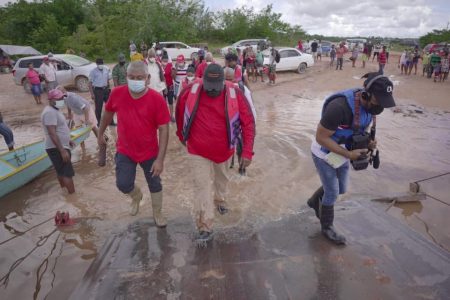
[348,149,368,161]
[368,139,377,150]
[241,158,252,168]
[151,158,164,177]
[91,94,95,100]
[60,149,70,163]
[97,134,107,146]
[69,141,76,148]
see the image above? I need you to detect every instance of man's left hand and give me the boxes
[242,158,252,168]
[368,139,377,150]
[151,158,164,177]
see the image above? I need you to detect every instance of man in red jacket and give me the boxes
[176,64,256,246]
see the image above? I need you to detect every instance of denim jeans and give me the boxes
[312,153,350,206]
[379,63,385,74]
[115,153,162,194]
[336,58,343,70]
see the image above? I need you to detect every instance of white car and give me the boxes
[158,41,200,60]
[221,39,268,56]
[263,47,314,73]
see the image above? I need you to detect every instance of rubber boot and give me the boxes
[320,204,346,245]
[151,191,167,228]
[129,186,143,216]
[307,186,323,219]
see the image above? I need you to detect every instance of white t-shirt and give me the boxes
[147,61,166,93]
[39,63,57,82]
[243,86,257,121]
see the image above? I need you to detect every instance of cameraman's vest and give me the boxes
[321,89,372,152]
[182,79,241,150]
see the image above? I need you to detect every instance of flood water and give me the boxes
[1,73,450,299]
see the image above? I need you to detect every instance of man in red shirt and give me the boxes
[176,64,256,246]
[195,52,214,79]
[161,54,175,122]
[97,61,170,227]
[378,46,387,74]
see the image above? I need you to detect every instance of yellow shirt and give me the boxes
[130,52,144,62]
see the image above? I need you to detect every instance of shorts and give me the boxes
[317,51,322,56]
[31,83,42,96]
[246,62,255,69]
[46,148,75,178]
[73,105,98,128]
[312,51,317,58]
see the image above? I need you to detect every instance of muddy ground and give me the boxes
[0,53,449,299]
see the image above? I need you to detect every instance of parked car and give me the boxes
[13,54,97,93]
[262,47,314,73]
[158,41,200,60]
[221,39,268,56]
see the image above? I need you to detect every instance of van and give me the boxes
[346,38,367,52]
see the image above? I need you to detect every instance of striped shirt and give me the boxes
[173,64,188,83]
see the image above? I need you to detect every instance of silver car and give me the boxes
[12,54,97,93]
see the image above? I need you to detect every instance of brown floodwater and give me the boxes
[1,62,450,299]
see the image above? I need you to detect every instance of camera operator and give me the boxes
[308,72,396,245]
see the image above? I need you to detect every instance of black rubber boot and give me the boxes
[307,187,324,219]
[320,204,346,245]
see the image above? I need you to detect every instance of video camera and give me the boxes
[350,126,380,171]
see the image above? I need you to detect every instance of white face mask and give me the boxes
[149,58,156,63]
[128,79,146,94]
[187,76,195,82]
[54,100,65,109]
[97,65,104,70]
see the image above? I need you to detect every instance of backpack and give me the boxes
[275,50,281,63]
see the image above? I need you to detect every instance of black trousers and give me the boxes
[93,87,110,126]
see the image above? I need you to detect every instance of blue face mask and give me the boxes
[128,79,146,94]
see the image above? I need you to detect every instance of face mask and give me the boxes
[54,100,65,109]
[368,105,384,115]
[149,58,156,63]
[128,79,146,94]
[119,62,125,66]
[161,62,167,68]
[205,89,222,97]
[97,65,104,70]
[187,76,195,82]
[207,61,212,65]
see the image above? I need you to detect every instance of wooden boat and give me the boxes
[0,126,91,198]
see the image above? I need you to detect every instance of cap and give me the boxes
[203,64,224,91]
[187,65,195,74]
[176,55,185,63]
[48,89,64,100]
[198,49,205,57]
[161,53,169,60]
[118,53,125,62]
[363,73,396,108]
[96,58,104,65]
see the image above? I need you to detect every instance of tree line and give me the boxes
[0,0,306,60]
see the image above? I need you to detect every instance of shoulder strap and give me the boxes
[353,91,361,132]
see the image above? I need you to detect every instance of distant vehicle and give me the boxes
[262,47,314,74]
[320,41,333,56]
[424,42,449,55]
[158,42,200,60]
[346,38,366,52]
[0,44,41,73]
[221,39,268,56]
[13,54,97,93]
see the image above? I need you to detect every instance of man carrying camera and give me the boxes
[308,72,396,245]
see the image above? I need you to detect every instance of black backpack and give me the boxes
[275,50,281,63]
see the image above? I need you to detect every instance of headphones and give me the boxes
[361,74,387,100]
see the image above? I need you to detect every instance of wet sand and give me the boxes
[0,54,449,299]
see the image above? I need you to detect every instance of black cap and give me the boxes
[203,64,224,91]
[187,65,195,74]
[96,58,104,65]
[363,73,396,108]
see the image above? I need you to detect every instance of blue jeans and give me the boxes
[379,63,385,74]
[115,153,162,194]
[312,153,350,206]
[0,122,14,148]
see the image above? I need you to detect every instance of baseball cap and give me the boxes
[186,65,195,74]
[96,58,104,65]
[198,49,205,57]
[48,89,64,100]
[363,73,396,108]
[203,64,224,91]
[118,53,125,62]
[176,55,185,63]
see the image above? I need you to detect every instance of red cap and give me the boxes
[176,55,185,63]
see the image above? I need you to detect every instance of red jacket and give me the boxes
[379,51,387,64]
[176,80,255,163]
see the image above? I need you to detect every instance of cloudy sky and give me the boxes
[206,0,450,38]
[0,0,448,38]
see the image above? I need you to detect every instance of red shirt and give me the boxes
[105,85,170,162]
[195,61,208,78]
[379,51,387,64]
[163,63,173,87]
[176,82,256,163]
[26,69,40,85]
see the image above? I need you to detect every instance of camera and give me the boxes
[350,133,370,171]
